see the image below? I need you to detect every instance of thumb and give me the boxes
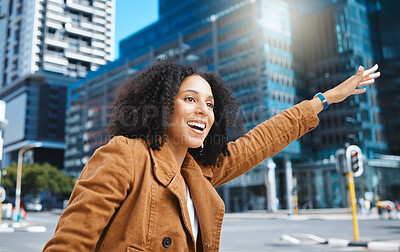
[355,66,364,80]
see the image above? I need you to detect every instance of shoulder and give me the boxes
[81,136,150,179]
[102,136,149,154]
[88,136,150,168]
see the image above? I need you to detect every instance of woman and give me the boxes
[44,59,380,251]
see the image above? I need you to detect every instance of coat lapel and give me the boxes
[181,153,225,251]
[148,143,226,251]
[147,142,179,187]
[147,143,197,246]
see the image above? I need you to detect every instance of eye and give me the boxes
[184,97,195,103]
[207,102,214,109]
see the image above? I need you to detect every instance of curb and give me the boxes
[0,222,46,233]
[224,211,381,221]
[324,238,400,251]
[281,233,400,251]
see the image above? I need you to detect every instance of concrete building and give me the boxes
[0,0,114,84]
[0,0,115,169]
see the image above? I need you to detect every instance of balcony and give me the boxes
[91,58,106,65]
[48,0,64,4]
[92,17,106,25]
[93,1,106,9]
[43,62,68,74]
[92,33,105,40]
[45,36,69,48]
[92,49,105,57]
[79,21,93,30]
[65,50,92,62]
[66,0,94,14]
[46,20,63,30]
[91,41,105,48]
[47,12,71,23]
[44,52,68,66]
[46,3,64,13]
[65,23,92,38]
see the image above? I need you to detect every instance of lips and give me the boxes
[187,120,206,134]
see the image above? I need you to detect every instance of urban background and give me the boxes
[0,0,399,217]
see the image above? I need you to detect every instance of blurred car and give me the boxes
[25,202,43,212]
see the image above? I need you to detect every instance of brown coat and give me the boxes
[43,101,319,252]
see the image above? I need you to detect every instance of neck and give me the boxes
[166,138,188,169]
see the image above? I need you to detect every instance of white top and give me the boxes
[186,185,199,242]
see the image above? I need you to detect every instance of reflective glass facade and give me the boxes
[290,0,398,208]
[366,0,400,156]
[66,0,301,209]
[66,0,400,210]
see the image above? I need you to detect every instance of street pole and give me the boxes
[347,172,359,241]
[293,177,298,216]
[13,142,42,222]
[265,158,277,213]
[0,100,8,185]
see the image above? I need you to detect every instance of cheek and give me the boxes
[208,113,215,129]
[171,105,187,123]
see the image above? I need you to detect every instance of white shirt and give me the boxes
[186,185,199,242]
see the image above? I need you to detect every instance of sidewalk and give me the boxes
[0,216,47,233]
[225,207,383,220]
[225,209,400,251]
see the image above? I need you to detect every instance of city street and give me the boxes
[0,210,398,251]
[220,212,400,251]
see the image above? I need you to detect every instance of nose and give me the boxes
[196,101,209,116]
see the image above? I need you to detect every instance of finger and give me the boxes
[361,72,380,82]
[362,64,378,77]
[369,72,380,79]
[354,66,364,81]
[352,88,366,95]
[359,79,375,86]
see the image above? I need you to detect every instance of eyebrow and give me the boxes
[180,89,214,100]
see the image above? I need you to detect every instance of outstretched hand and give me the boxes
[323,64,380,104]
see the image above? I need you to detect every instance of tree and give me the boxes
[2,163,76,208]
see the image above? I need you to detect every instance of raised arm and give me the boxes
[209,65,380,187]
[43,137,134,251]
[310,65,380,114]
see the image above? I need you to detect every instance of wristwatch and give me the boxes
[314,92,329,110]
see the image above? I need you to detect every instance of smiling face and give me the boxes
[166,75,215,150]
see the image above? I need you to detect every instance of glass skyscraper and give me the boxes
[366,0,400,156]
[290,0,398,208]
[66,0,300,212]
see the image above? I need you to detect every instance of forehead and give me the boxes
[179,75,213,95]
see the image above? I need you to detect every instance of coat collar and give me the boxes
[147,142,225,251]
[147,142,179,187]
[147,142,213,186]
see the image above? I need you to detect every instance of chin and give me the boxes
[186,138,204,149]
[188,143,203,149]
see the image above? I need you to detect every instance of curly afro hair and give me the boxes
[107,58,242,167]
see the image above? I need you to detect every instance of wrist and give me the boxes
[314,92,329,110]
[322,90,337,105]
[310,96,324,114]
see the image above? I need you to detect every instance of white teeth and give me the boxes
[187,121,205,130]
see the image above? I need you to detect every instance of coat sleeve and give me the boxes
[209,100,319,187]
[43,136,134,251]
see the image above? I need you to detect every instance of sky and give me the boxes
[115,0,159,59]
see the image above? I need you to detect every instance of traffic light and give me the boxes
[346,145,363,177]
[350,150,359,172]
[335,149,347,176]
